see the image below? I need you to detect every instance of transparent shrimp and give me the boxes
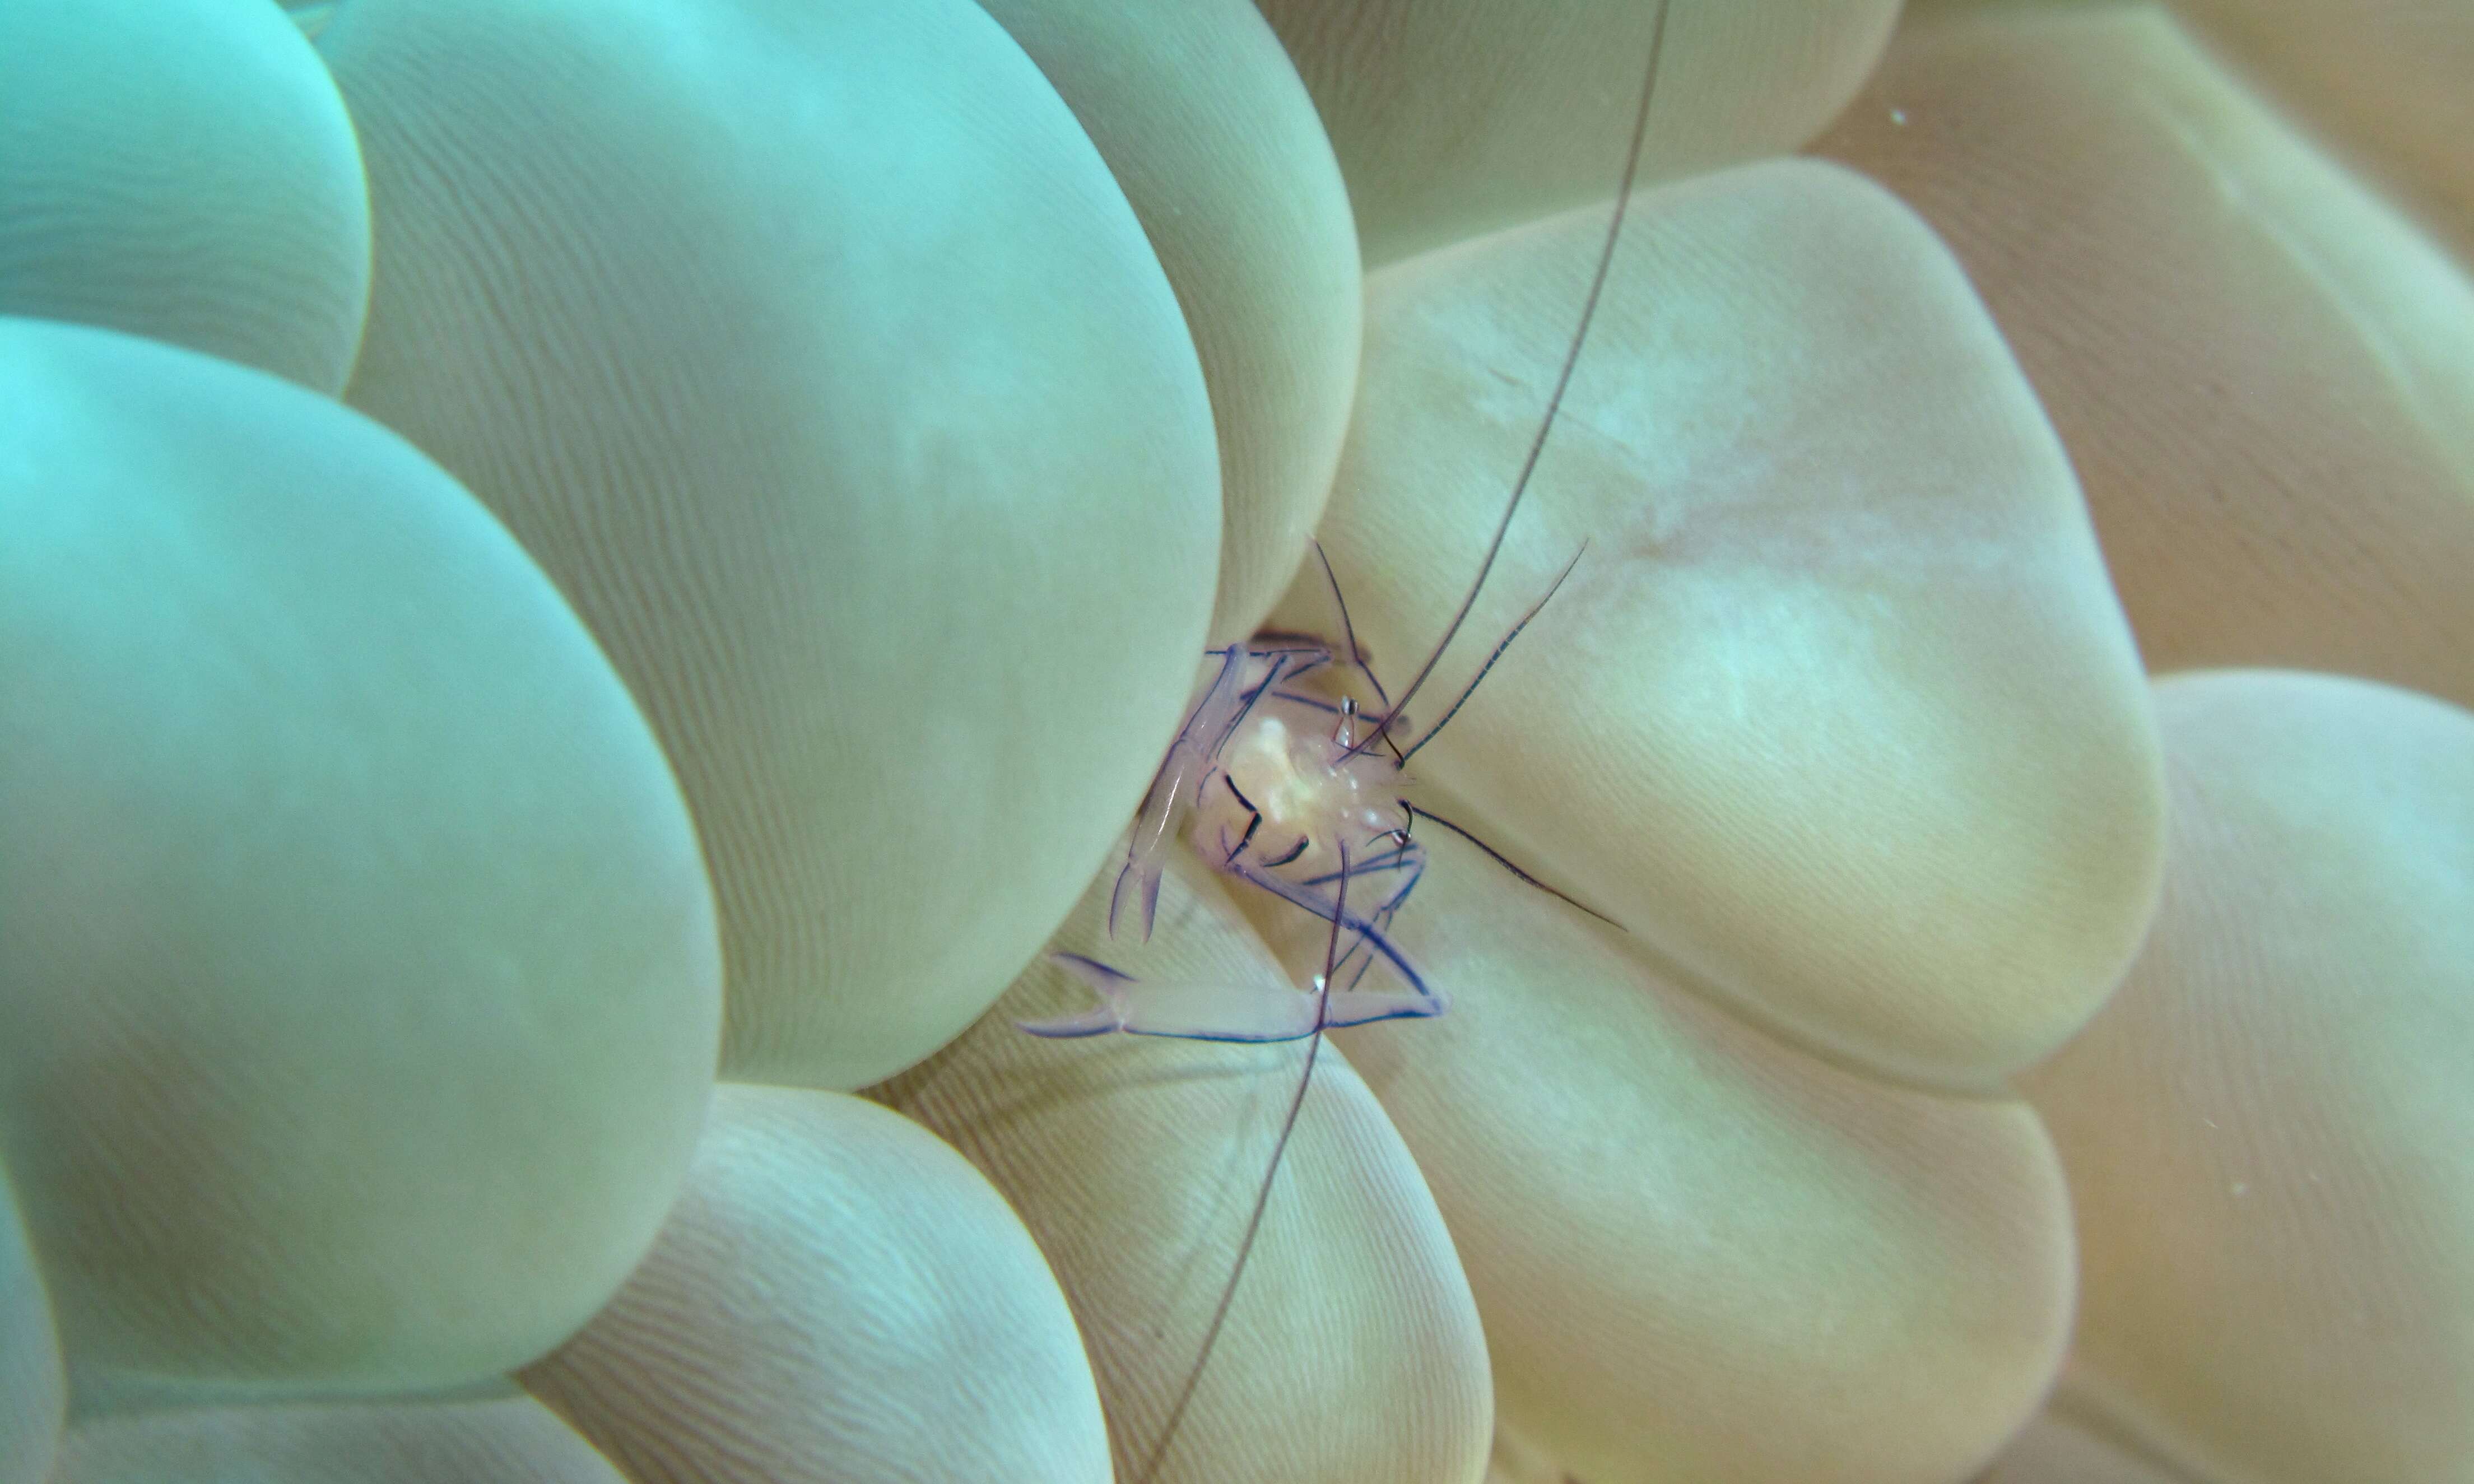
[1019,3,1673,1477]
[1015,547,1611,1040]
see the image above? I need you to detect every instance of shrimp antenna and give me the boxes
[1397,540,1589,765]
[1315,539,1409,764]
[1349,0,1671,761]
[1397,798,1623,931]
[1314,539,1391,709]
[1136,844,1347,1484]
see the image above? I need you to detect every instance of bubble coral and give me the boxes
[2,1,2471,1482]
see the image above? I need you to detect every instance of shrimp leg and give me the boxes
[1225,857,1438,1003]
[1016,952,1441,1042]
[1338,853,1427,992]
[1109,646,1250,939]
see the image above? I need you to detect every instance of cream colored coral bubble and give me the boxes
[522,1085,1111,1484]
[2166,0,2474,262]
[52,1398,626,1484]
[972,0,1362,642]
[2025,670,2474,1484]
[1230,844,2073,1484]
[1279,157,2164,1089]
[1976,1409,2191,1484]
[1253,0,1902,263]
[0,318,720,1402]
[0,1172,61,1484]
[323,0,1222,1090]
[1818,4,2474,710]
[0,0,369,392]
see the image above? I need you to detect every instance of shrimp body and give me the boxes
[1196,645,1410,872]
[1221,711,1364,862]
[1017,639,1441,1042]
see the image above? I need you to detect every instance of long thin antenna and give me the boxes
[1398,799,1621,930]
[1314,541,1410,765]
[1133,848,1347,1483]
[1350,0,1671,760]
[1398,541,1589,765]
[1314,540,1391,709]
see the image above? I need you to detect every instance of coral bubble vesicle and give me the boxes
[0,318,721,1400]
[0,0,370,393]
[322,0,1222,1090]
[0,1170,62,1484]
